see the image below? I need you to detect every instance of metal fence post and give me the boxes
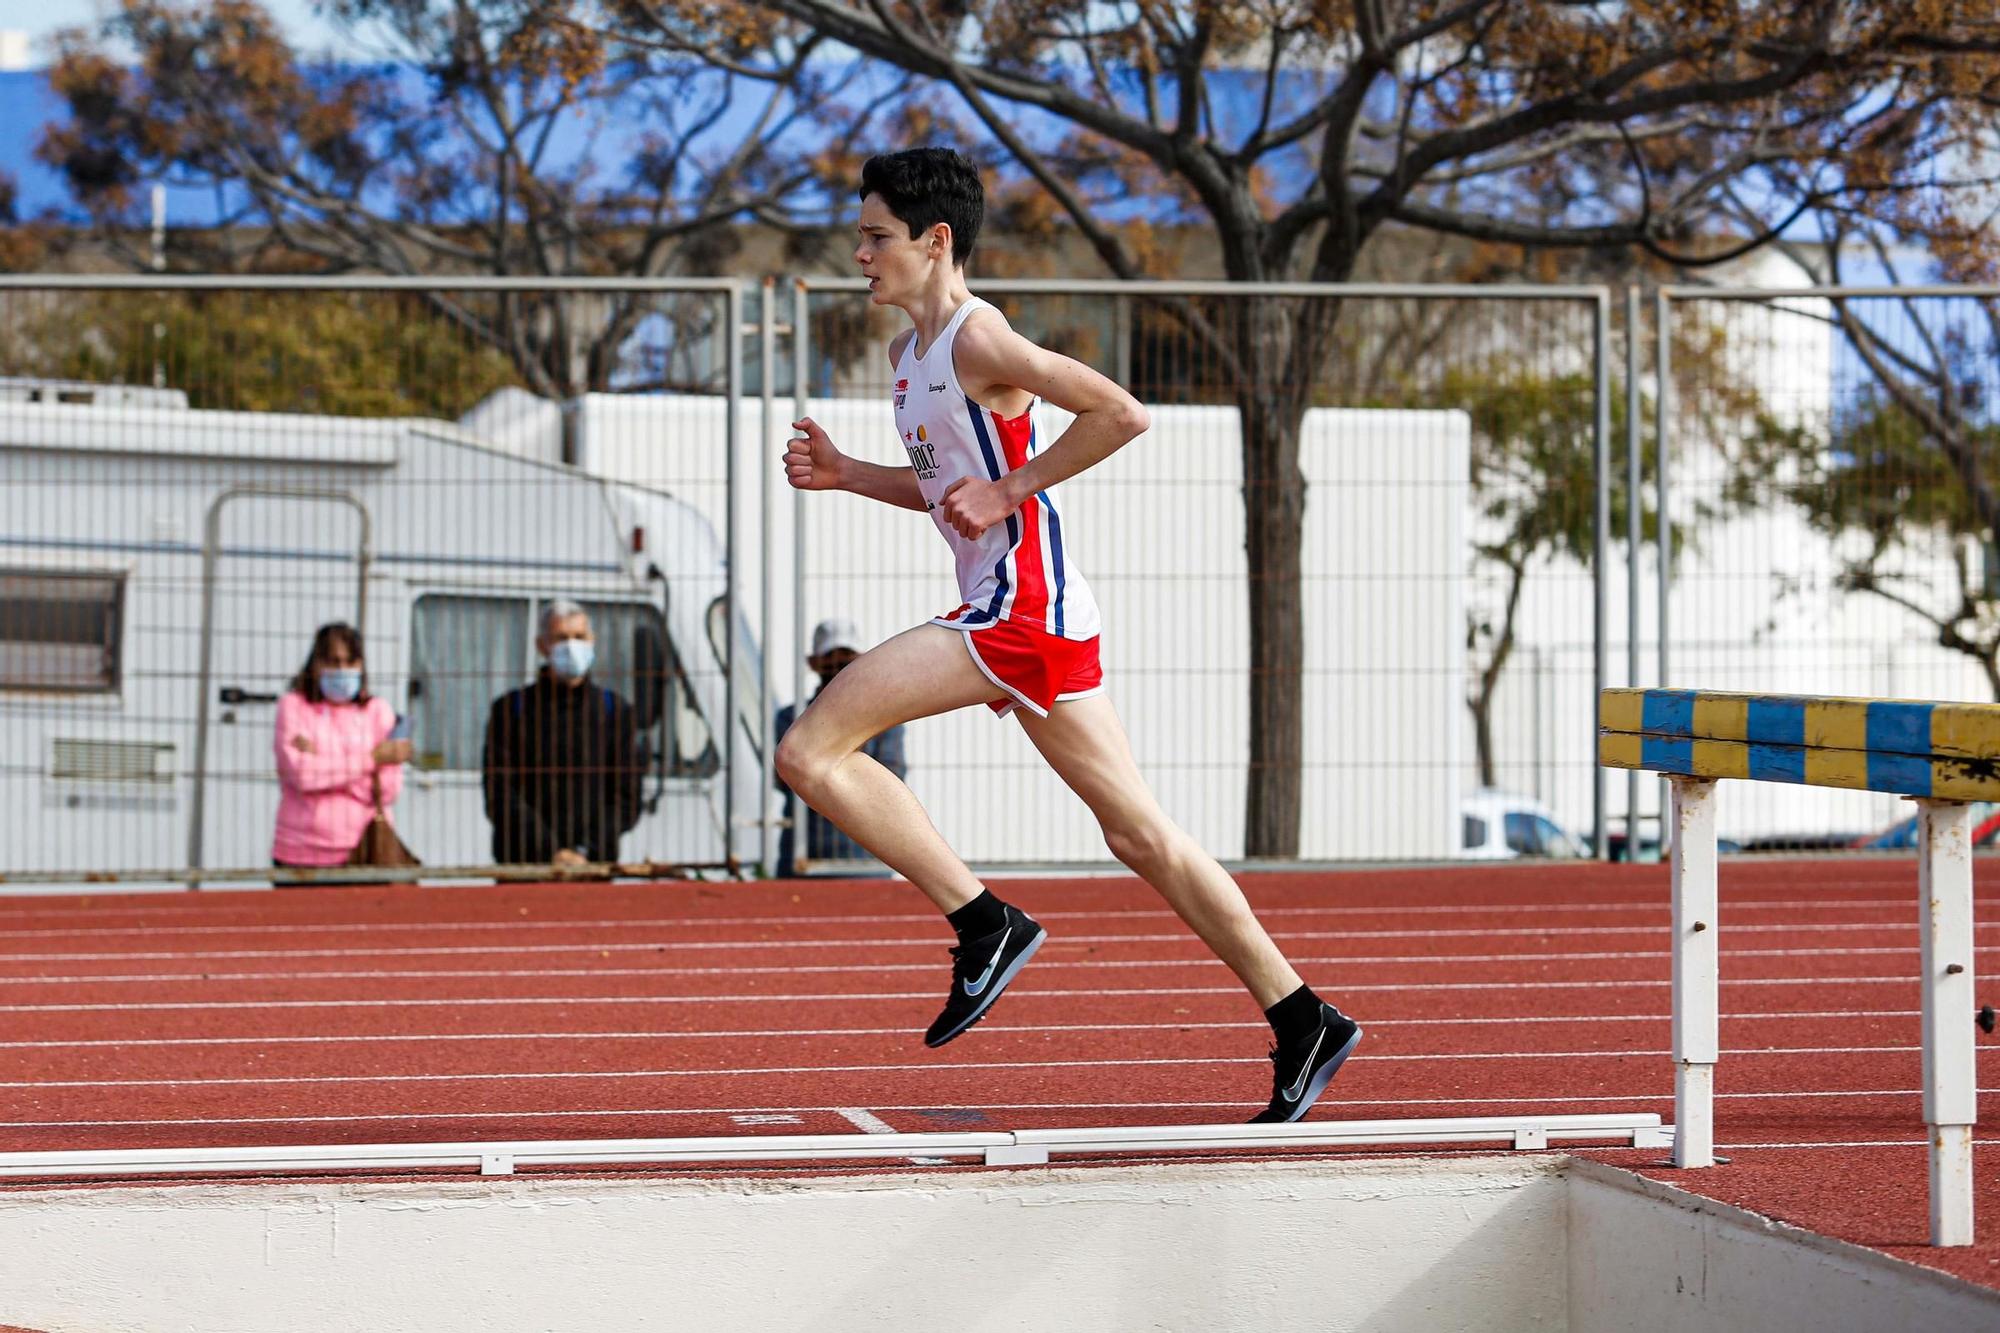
[1625,286,1642,858]
[1593,291,1611,858]
[758,279,778,880]
[1655,288,1673,826]
[790,279,811,874]
[724,283,743,876]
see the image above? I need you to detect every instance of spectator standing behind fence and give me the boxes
[774,619,907,876]
[483,601,644,869]
[272,623,410,870]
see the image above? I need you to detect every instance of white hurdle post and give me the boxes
[1915,798,1977,1247]
[1669,775,1719,1169]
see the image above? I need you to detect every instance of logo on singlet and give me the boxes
[904,422,939,479]
[895,378,909,409]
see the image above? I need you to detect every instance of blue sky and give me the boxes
[0,0,364,64]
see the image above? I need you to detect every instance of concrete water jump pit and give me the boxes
[1,1154,1996,1332]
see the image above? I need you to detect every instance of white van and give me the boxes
[1460,788,1589,860]
[1,383,766,883]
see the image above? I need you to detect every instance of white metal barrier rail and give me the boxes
[0,1114,1668,1180]
[1601,686,1988,1246]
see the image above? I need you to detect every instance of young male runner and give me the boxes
[777,147,1360,1123]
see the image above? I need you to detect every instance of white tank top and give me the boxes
[891,297,1101,642]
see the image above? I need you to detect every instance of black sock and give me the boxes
[946,889,1008,943]
[1265,984,1325,1045]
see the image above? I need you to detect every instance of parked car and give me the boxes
[1606,831,1744,863]
[1461,789,1590,859]
[1851,803,2000,850]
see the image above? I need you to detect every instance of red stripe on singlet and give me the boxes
[991,407,1047,627]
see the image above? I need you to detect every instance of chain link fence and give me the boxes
[5,274,1988,884]
[0,278,758,885]
[1648,285,2000,853]
[785,279,1612,866]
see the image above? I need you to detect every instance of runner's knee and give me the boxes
[1103,817,1178,876]
[774,729,830,799]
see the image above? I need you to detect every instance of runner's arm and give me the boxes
[786,328,928,512]
[954,316,1149,501]
[785,419,928,511]
[841,458,930,511]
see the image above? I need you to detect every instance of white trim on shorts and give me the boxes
[958,629,1048,720]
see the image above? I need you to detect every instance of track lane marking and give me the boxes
[0,1045,1982,1090]
[0,974,1948,1013]
[0,1010,1929,1049]
[0,920,1988,964]
[0,894,1983,940]
[0,1088,1988,1133]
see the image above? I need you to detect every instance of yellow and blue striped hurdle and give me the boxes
[1599,687,2000,800]
[1600,687,1983,1246]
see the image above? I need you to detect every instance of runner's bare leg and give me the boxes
[774,624,1003,913]
[1016,693,1303,1007]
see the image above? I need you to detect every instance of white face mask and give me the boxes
[549,639,595,680]
[318,668,363,703]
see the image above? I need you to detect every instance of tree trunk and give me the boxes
[1467,556,1529,791]
[1240,388,1307,857]
[1217,281,1344,860]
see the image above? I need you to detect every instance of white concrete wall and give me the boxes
[1567,1159,2000,1332]
[2,1155,1994,1332]
[0,1157,1567,1333]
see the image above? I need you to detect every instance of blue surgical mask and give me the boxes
[318,668,363,703]
[549,639,595,680]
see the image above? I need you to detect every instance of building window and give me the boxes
[0,570,124,693]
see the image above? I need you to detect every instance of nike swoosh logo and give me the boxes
[961,926,1011,997]
[1281,1028,1327,1103]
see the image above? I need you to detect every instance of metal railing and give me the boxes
[785,277,1613,865]
[7,272,1997,883]
[0,276,756,883]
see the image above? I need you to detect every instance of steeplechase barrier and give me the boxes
[0,1113,1668,1180]
[1600,687,1987,1246]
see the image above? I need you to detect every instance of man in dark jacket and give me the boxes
[774,618,907,876]
[483,601,644,867]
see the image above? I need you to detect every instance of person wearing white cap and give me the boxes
[773,618,907,876]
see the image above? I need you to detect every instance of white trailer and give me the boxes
[0,386,765,883]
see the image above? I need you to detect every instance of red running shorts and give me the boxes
[938,612,1104,718]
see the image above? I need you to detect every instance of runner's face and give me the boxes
[855,193,944,306]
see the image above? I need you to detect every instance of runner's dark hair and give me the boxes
[859,147,985,267]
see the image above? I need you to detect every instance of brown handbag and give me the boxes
[346,770,420,869]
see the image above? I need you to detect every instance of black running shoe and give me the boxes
[1249,1003,1362,1124]
[924,904,1047,1048]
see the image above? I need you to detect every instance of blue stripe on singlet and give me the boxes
[965,400,1017,621]
[1030,419,1069,637]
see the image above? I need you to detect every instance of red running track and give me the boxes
[0,859,1995,1288]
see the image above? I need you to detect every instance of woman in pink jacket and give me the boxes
[272,622,412,869]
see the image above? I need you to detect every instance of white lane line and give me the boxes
[0,919,1982,965]
[836,1108,900,1134]
[0,1010,1924,1050]
[0,894,1978,940]
[1710,1139,2000,1150]
[0,975,1940,1014]
[0,1087,1982,1133]
[0,943,1986,981]
[0,1045,1973,1091]
[0,948,1971,986]
[836,1104,942,1163]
